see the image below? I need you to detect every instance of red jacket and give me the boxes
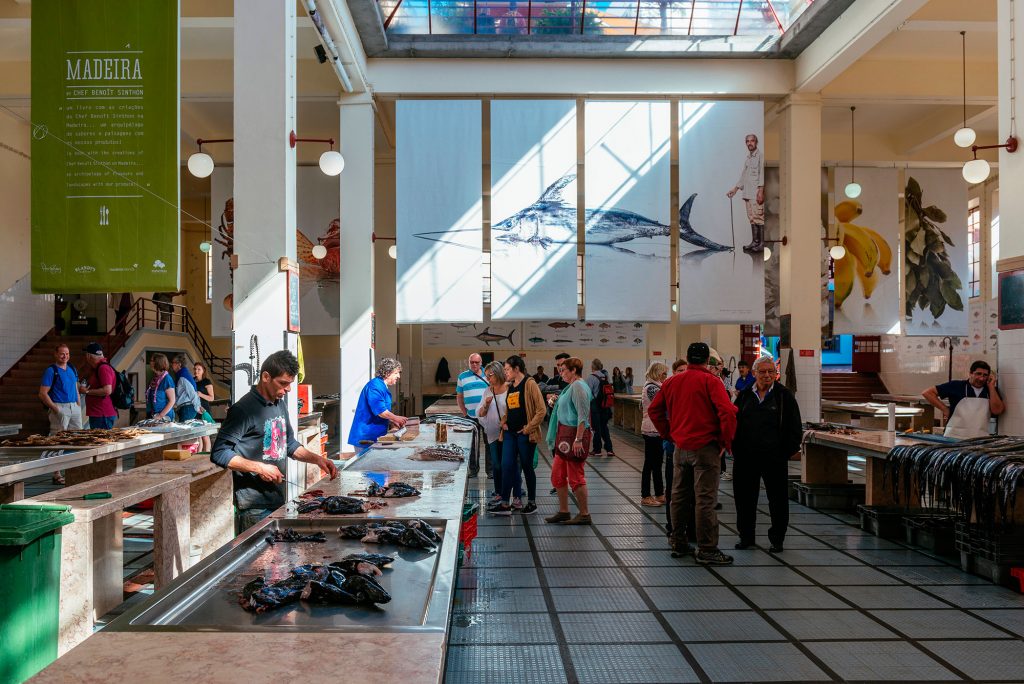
[647,365,738,452]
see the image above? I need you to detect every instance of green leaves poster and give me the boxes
[31,0,179,293]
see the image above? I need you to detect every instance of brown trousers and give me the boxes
[670,443,721,551]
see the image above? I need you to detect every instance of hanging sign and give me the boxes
[31,0,180,293]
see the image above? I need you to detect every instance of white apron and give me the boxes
[944,395,991,440]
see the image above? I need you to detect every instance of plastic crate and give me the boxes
[786,475,801,502]
[794,483,865,511]
[903,513,957,555]
[960,551,1022,590]
[955,522,1024,564]
[858,505,918,540]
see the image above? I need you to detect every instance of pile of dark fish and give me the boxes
[265,528,327,545]
[416,444,466,462]
[339,519,440,551]
[296,495,383,515]
[364,481,421,498]
[885,436,1024,526]
[240,553,394,613]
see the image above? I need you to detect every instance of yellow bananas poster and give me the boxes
[832,167,899,335]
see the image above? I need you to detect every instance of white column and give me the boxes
[338,96,375,450]
[779,94,823,421]
[232,0,297,412]
[997,0,1024,433]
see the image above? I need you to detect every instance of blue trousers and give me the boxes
[500,430,535,503]
[488,440,517,498]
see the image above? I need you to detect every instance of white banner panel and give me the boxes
[396,100,483,323]
[211,167,342,337]
[833,167,899,335]
[583,101,671,322]
[903,169,968,336]
[490,101,578,321]
[678,101,765,324]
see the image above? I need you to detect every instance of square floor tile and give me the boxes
[445,644,566,684]
[463,551,536,568]
[687,642,829,682]
[663,610,785,642]
[453,587,548,613]
[594,523,666,536]
[559,612,672,644]
[473,525,529,538]
[527,524,598,537]
[449,613,557,644]
[882,564,990,585]
[794,523,866,536]
[538,551,619,567]
[713,566,812,586]
[795,565,902,585]
[606,536,679,551]
[816,535,905,550]
[771,537,832,550]
[457,567,540,590]
[970,609,1024,637]
[543,567,633,587]
[470,537,533,553]
[532,536,607,551]
[626,565,723,586]
[769,549,861,565]
[917,640,1024,681]
[766,610,897,640]
[645,586,749,611]
[549,587,648,612]
[727,549,785,566]
[737,586,849,610]
[615,549,699,567]
[835,585,948,609]
[869,609,1010,639]
[842,548,945,566]
[921,584,1024,609]
[806,641,958,681]
[568,644,699,684]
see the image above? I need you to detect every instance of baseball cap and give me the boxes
[83,342,104,356]
[686,342,710,364]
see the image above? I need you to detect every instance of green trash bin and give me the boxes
[0,503,75,684]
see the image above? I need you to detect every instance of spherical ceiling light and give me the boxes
[829,245,847,260]
[671,303,678,313]
[962,158,991,184]
[844,181,862,199]
[954,127,977,148]
[319,150,345,176]
[388,244,397,259]
[187,152,214,178]
[199,241,212,253]
[311,244,328,260]
[763,246,772,262]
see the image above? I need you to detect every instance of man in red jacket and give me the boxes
[648,342,738,565]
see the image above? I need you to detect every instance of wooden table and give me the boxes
[425,396,460,417]
[821,400,924,431]
[612,394,642,435]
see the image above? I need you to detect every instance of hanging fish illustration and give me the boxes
[528,337,546,344]
[548,322,575,329]
[474,327,515,346]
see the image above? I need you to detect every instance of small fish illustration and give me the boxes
[633,338,643,344]
[548,322,575,329]
[585,323,595,328]
[580,337,594,343]
[600,338,609,343]
[633,323,643,329]
[617,336,627,340]
[474,327,516,346]
[598,323,611,329]
[450,323,476,330]
[553,339,572,344]
[528,337,546,344]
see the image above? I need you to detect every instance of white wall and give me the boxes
[0,275,54,376]
[0,108,31,294]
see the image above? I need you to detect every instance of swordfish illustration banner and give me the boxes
[421,319,647,349]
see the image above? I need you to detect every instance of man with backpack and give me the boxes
[38,343,83,433]
[81,342,118,429]
[586,358,616,457]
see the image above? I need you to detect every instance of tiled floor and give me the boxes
[446,426,1024,683]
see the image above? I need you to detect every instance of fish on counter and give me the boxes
[358,481,421,498]
[240,557,393,613]
[265,528,328,545]
[339,519,440,551]
[296,495,387,515]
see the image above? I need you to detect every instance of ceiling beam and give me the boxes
[898,20,998,33]
[364,58,794,97]
[891,104,999,155]
[795,0,930,93]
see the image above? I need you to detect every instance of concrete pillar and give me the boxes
[997,0,1024,433]
[232,0,298,408]
[338,96,376,448]
[374,159,398,361]
[778,94,822,421]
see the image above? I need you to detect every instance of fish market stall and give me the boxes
[821,400,925,431]
[425,395,459,416]
[30,423,473,683]
[612,394,643,435]
[871,393,938,430]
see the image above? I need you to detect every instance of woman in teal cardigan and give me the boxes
[545,356,593,525]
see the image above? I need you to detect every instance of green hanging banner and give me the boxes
[31,0,179,293]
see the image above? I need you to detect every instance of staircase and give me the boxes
[0,332,95,439]
[820,370,889,403]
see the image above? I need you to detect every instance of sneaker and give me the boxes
[486,499,505,512]
[490,503,513,516]
[669,539,693,557]
[734,540,756,550]
[695,549,734,565]
[511,497,524,510]
[520,502,538,515]
[640,496,661,507]
[721,472,733,481]
[545,511,571,524]
[563,513,592,525]
[769,544,784,553]
[714,502,723,510]
[549,487,557,495]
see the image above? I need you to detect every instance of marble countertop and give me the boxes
[29,631,446,684]
[24,469,191,522]
[140,454,221,481]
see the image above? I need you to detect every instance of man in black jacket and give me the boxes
[732,356,802,553]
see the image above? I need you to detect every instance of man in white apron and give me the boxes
[922,361,1005,439]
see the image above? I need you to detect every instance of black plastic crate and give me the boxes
[903,513,956,555]
[858,505,919,540]
[955,522,1024,563]
[960,551,1023,590]
[787,475,801,502]
[794,483,865,511]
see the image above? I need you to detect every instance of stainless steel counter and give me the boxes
[0,423,21,437]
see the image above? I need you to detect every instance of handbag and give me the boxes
[554,422,592,462]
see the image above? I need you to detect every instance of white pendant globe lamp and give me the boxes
[954,31,977,149]
[319,150,345,176]
[311,245,328,260]
[844,106,862,199]
[388,245,397,259]
[829,245,847,260]
[187,151,214,178]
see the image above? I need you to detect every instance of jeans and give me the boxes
[89,415,116,429]
[733,452,790,547]
[641,435,664,497]
[664,441,674,531]
[177,404,198,422]
[591,407,613,454]
[500,430,535,503]
[235,507,273,535]
[671,444,721,551]
[487,440,508,496]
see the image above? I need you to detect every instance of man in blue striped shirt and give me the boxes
[457,353,488,477]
